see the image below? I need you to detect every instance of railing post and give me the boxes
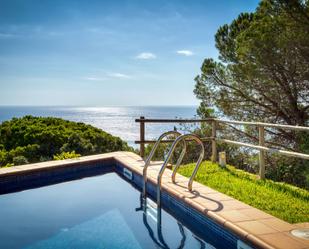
[258,126,265,179]
[211,120,217,162]
[140,116,145,159]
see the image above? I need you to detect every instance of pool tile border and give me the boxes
[0,151,308,249]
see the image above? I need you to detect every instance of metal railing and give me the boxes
[156,134,205,208]
[135,116,309,179]
[143,130,186,198]
[171,134,205,191]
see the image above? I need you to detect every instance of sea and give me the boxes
[0,106,198,148]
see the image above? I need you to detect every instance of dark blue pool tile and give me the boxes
[0,159,114,194]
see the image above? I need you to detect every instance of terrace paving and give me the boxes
[1,151,308,249]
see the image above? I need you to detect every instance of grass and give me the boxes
[178,161,309,224]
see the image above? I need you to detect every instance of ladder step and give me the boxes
[145,198,158,222]
[146,209,157,223]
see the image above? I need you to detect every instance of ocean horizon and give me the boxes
[0,105,198,148]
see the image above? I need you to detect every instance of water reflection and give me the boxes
[135,193,206,249]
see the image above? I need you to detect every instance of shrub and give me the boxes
[53,151,81,160]
[12,156,29,166]
[0,116,132,167]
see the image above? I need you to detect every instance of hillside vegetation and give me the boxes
[194,0,309,188]
[0,116,131,167]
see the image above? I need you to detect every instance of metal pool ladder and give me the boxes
[156,133,205,208]
[143,131,187,198]
[142,131,205,206]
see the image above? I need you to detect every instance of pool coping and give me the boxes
[0,151,308,249]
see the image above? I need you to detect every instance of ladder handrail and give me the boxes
[143,131,187,197]
[157,134,205,207]
[172,135,205,191]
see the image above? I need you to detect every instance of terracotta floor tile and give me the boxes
[219,210,252,222]
[295,222,309,229]
[165,181,188,192]
[193,185,218,194]
[283,232,309,247]
[172,177,190,183]
[205,192,233,201]
[260,218,295,232]
[188,196,223,212]
[219,200,251,211]
[258,232,308,249]
[236,220,277,235]
[240,208,273,220]
[164,183,188,195]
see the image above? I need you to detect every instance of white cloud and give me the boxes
[176,50,194,56]
[84,77,106,81]
[108,73,131,79]
[84,73,131,81]
[135,52,157,60]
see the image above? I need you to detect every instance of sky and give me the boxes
[0,0,259,106]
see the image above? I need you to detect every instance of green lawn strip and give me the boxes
[177,161,309,224]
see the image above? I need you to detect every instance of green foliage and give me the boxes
[0,150,8,166]
[144,131,209,165]
[195,0,309,125]
[12,156,29,166]
[266,155,308,187]
[53,151,81,160]
[145,143,169,161]
[178,161,309,223]
[194,0,309,188]
[0,116,132,167]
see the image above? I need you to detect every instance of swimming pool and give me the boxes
[2,171,215,249]
[0,154,257,249]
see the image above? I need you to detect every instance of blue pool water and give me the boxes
[0,172,217,249]
[0,160,252,249]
